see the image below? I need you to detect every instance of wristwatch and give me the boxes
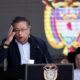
[3,44,9,49]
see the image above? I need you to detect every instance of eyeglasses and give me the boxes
[14,28,28,33]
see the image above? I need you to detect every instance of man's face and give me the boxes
[75,54,80,69]
[14,21,30,44]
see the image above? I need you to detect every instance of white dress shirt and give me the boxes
[15,40,30,64]
[74,68,80,80]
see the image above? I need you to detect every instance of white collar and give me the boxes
[15,39,28,45]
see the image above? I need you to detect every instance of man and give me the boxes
[60,58,69,64]
[0,16,53,69]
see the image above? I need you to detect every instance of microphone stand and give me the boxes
[36,46,48,64]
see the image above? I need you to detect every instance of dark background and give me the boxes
[0,0,66,66]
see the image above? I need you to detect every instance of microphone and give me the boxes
[28,37,32,44]
[36,45,48,64]
[28,36,48,64]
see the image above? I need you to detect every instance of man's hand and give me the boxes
[4,26,16,45]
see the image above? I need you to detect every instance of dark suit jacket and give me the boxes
[0,35,53,69]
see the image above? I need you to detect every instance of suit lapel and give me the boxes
[30,43,36,59]
[12,41,21,64]
[29,36,38,61]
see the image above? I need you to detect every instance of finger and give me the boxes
[10,25,14,33]
[8,26,13,32]
[7,32,15,42]
[8,26,13,35]
[12,32,16,37]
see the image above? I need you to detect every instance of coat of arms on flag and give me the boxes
[42,0,80,55]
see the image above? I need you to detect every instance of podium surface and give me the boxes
[3,64,73,80]
[25,64,73,80]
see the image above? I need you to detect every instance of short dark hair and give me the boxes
[11,16,31,27]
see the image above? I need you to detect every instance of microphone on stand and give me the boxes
[28,36,48,64]
[36,45,48,64]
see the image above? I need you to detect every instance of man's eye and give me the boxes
[21,29,25,31]
[15,30,19,32]
[16,30,19,31]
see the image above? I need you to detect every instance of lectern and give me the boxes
[25,64,73,80]
[3,64,73,80]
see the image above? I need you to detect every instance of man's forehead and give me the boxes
[14,21,27,28]
[14,21,27,25]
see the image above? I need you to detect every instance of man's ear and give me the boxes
[28,26,31,30]
[29,25,31,28]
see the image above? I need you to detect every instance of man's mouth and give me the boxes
[18,37,23,39]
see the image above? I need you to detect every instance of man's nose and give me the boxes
[18,30,22,34]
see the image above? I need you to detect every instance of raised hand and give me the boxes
[4,26,16,45]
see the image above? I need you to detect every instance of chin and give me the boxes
[19,40,27,44]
